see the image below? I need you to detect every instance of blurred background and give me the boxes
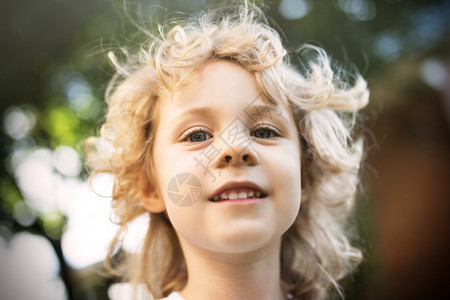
[1,0,449,299]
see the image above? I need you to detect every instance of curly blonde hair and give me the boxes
[87,2,369,299]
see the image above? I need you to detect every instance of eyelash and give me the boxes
[180,127,213,143]
[250,124,282,139]
[180,124,281,143]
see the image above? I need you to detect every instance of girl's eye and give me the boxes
[251,126,280,139]
[189,131,209,142]
[182,128,212,143]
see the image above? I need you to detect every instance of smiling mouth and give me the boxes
[209,188,268,202]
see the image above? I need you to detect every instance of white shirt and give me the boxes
[159,292,186,300]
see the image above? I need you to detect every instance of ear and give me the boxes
[137,172,166,213]
[300,187,309,204]
[300,176,310,204]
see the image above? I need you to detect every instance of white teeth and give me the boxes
[228,192,238,200]
[211,189,263,201]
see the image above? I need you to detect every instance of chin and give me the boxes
[208,227,281,254]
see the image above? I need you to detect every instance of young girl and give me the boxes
[87,2,369,299]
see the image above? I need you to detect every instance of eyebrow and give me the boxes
[245,105,289,123]
[169,107,217,127]
[169,104,289,129]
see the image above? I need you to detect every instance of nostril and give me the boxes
[242,154,248,161]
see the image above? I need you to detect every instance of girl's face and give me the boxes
[151,60,301,254]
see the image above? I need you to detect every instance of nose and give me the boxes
[215,144,259,168]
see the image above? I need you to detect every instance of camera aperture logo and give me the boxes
[167,173,202,207]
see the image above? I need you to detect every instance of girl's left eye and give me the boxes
[251,125,280,139]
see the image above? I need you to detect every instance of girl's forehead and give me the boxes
[164,60,282,107]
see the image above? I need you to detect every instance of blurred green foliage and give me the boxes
[43,106,82,147]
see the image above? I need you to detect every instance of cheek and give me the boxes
[271,143,302,224]
[279,165,302,217]
[164,203,196,230]
[278,173,301,236]
[152,142,206,216]
[269,141,302,188]
[163,197,210,249]
[153,140,191,194]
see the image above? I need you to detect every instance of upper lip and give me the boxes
[209,180,266,200]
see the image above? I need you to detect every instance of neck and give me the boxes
[178,238,285,300]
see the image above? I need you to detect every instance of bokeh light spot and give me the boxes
[420,59,449,90]
[64,73,101,120]
[52,145,82,177]
[373,30,403,61]
[3,106,37,140]
[337,0,376,21]
[279,0,312,20]
[13,148,59,213]
[0,232,67,300]
[61,176,116,269]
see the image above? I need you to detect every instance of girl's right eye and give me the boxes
[182,128,213,143]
